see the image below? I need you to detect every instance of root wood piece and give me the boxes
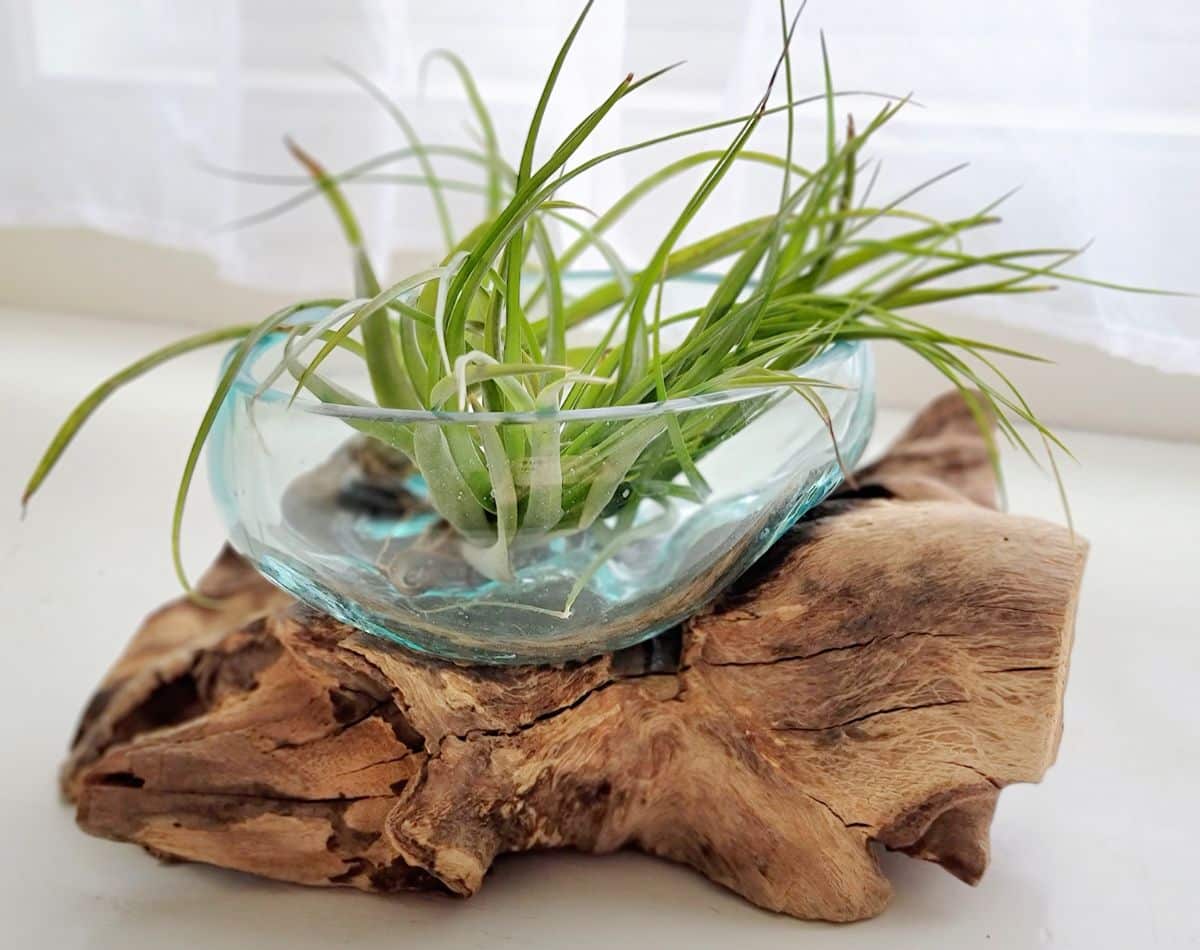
[62,392,1086,922]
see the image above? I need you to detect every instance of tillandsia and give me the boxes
[23,2,1164,594]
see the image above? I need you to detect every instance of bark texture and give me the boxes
[62,392,1087,922]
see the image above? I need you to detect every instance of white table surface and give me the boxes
[2,309,1198,949]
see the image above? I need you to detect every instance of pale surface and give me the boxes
[6,0,1200,372]
[1,309,1198,948]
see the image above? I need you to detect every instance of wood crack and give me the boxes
[943,760,1002,790]
[456,678,621,745]
[802,790,857,829]
[774,698,969,733]
[88,777,393,805]
[335,755,415,778]
[700,629,966,668]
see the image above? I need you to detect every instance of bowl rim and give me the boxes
[230,275,869,425]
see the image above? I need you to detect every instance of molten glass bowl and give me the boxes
[208,326,874,664]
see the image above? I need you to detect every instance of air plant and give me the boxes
[23,2,1157,595]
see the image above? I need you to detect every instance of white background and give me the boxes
[2,0,1199,372]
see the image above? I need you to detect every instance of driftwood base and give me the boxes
[61,393,1087,922]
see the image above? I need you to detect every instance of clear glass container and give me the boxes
[208,292,875,664]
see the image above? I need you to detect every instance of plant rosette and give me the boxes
[24,2,1166,663]
[205,291,874,662]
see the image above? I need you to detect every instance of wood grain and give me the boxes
[62,392,1086,921]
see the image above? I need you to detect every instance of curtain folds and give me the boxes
[1,0,1197,372]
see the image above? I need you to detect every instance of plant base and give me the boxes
[61,392,1086,923]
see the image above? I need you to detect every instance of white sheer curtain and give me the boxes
[2,0,1198,372]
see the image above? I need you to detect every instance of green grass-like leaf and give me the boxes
[25,3,1182,594]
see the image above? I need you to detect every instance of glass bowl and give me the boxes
[208,299,875,664]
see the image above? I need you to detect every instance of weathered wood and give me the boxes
[62,392,1087,922]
